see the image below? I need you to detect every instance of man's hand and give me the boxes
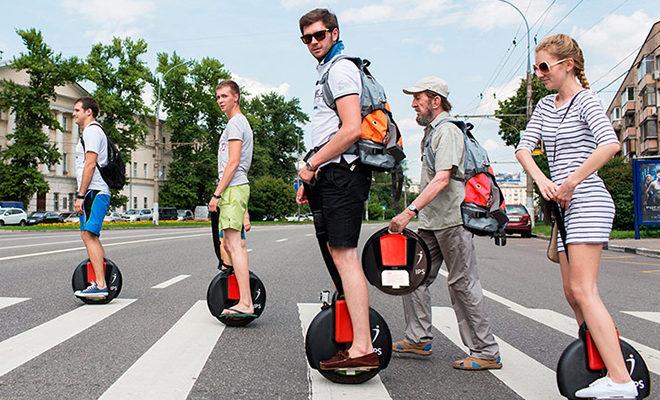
[243,215,251,232]
[296,185,308,205]
[74,198,84,213]
[208,196,219,212]
[389,209,415,233]
[298,167,315,184]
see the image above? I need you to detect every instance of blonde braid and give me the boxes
[577,69,590,90]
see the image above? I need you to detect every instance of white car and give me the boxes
[122,208,153,222]
[104,212,123,222]
[0,208,28,226]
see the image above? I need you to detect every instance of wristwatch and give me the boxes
[76,193,85,200]
[212,193,221,200]
[305,160,317,172]
[407,204,419,215]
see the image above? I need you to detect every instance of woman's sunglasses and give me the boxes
[533,58,569,74]
[300,29,332,44]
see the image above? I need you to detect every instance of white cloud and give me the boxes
[281,0,336,9]
[461,0,562,31]
[573,11,657,57]
[341,0,454,25]
[61,0,154,42]
[476,74,524,114]
[232,74,290,98]
[483,138,499,151]
[427,39,445,54]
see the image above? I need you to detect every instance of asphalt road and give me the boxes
[0,224,657,400]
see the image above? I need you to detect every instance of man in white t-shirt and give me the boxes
[296,8,378,371]
[72,97,112,299]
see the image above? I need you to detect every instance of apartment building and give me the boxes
[607,21,660,158]
[0,66,173,212]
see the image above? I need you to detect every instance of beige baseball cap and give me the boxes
[403,76,450,98]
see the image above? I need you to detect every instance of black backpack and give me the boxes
[80,122,126,190]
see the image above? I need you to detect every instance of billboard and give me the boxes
[632,157,660,238]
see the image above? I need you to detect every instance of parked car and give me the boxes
[157,207,178,221]
[194,205,209,220]
[104,212,123,222]
[285,213,313,222]
[0,208,28,226]
[61,212,81,223]
[121,208,153,222]
[505,204,532,238]
[177,209,194,220]
[26,211,64,225]
[261,215,280,222]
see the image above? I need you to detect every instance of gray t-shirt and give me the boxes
[218,113,253,187]
[418,112,465,231]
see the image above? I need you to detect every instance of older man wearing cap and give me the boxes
[388,76,502,370]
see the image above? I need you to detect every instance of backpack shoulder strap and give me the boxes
[320,55,363,111]
[423,117,458,172]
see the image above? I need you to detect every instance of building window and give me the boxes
[132,162,137,177]
[133,196,138,209]
[621,87,635,104]
[624,113,635,128]
[144,197,148,208]
[161,165,166,180]
[62,115,68,132]
[640,119,658,141]
[68,193,74,211]
[610,107,621,121]
[143,163,148,178]
[640,85,656,108]
[62,152,67,175]
[53,192,59,211]
[637,55,655,81]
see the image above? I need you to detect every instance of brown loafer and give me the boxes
[319,351,380,371]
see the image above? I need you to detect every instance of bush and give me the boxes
[600,156,633,230]
[248,176,296,220]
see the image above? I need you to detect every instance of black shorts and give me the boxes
[307,162,371,248]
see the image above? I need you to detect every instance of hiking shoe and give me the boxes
[319,351,380,371]
[574,376,638,399]
[74,283,108,299]
[451,354,502,370]
[392,339,432,356]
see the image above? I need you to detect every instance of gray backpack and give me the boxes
[425,120,509,246]
[320,55,405,171]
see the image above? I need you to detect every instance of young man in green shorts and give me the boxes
[208,80,254,317]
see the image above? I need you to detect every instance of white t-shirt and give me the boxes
[217,113,253,187]
[312,56,362,166]
[75,122,110,194]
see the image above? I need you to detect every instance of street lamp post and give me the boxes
[497,0,535,225]
[153,60,192,225]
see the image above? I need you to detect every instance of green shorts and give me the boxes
[219,184,249,231]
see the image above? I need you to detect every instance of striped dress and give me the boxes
[516,90,620,251]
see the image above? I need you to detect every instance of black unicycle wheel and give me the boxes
[207,268,266,327]
[71,258,122,305]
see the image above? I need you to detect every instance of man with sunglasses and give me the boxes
[388,77,502,370]
[295,8,378,371]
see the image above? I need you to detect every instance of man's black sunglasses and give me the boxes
[301,29,332,44]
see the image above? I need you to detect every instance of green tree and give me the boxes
[600,156,633,230]
[248,176,296,220]
[0,29,82,206]
[245,93,308,181]
[85,37,153,207]
[157,54,231,209]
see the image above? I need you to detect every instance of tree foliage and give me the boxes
[248,176,296,220]
[0,29,82,205]
[600,156,633,230]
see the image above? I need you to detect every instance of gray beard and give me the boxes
[416,111,433,126]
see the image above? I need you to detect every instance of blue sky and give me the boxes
[1,0,659,183]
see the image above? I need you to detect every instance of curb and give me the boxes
[532,234,660,259]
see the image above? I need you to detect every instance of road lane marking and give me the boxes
[247,249,253,252]
[305,233,314,237]
[151,275,191,289]
[0,297,29,310]
[99,301,224,400]
[297,303,392,400]
[437,269,660,375]
[432,307,561,400]
[0,233,208,261]
[0,298,135,377]
[622,311,660,325]
[276,238,288,242]
[0,230,209,251]
[641,269,660,274]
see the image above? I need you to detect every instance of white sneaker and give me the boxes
[574,376,638,399]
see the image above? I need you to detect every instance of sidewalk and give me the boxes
[535,235,660,259]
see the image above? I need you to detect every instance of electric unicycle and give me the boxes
[556,323,651,399]
[206,211,266,327]
[71,258,122,304]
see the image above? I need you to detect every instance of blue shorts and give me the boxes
[79,190,110,237]
[218,228,246,240]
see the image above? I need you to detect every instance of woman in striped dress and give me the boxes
[515,34,637,399]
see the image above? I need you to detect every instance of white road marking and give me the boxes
[432,307,562,400]
[151,275,191,289]
[276,238,288,242]
[621,311,660,325]
[0,297,29,310]
[99,301,224,400]
[297,303,392,400]
[0,298,135,377]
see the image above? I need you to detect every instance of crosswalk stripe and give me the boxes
[432,307,562,400]
[437,269,660,375]
[0,297,29,310]
[622,311,660,325]
[0,298,135,377]
[297,303,392,400]
[99,301,224,400]
[151,275,191,289]
[276,238,288,242]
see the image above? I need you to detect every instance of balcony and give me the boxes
[623,101,636,114]
[641,137,658,155]
[641,106,658,122]
[612,119,622,131]
[622,127,637,141]
[637,73,656,90]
